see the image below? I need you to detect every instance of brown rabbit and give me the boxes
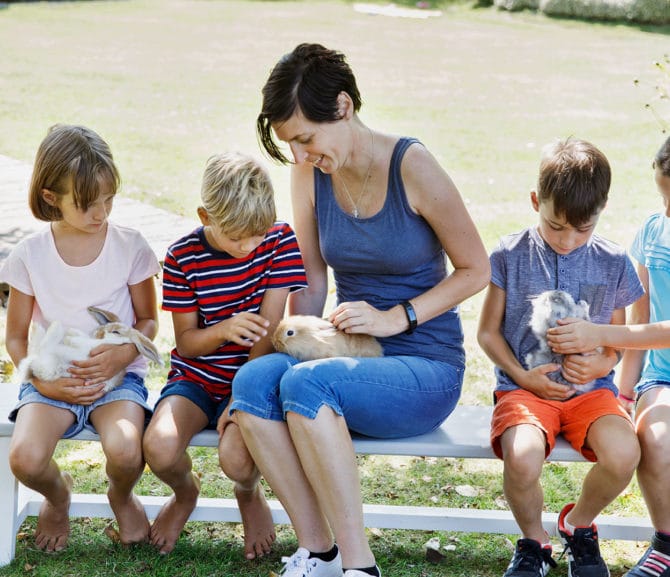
[272,315,383,361]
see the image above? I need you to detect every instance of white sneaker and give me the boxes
[279,547,343,577]
[343,567,381,577]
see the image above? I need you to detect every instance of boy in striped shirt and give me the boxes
[143,152,307,559]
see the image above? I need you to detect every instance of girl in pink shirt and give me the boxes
[0,124,161,552]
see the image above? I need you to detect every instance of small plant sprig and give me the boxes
[635,55,670,133]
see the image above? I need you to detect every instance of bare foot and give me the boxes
[235,483,275,560]
[108,490,150,545]
[149,473,200,554]
[35,472,73,553]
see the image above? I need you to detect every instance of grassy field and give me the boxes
[0,1,669,575]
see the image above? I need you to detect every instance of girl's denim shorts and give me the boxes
[9,372,150,439]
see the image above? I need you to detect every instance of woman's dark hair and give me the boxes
[256,43,362,164]
[653,136,670,177]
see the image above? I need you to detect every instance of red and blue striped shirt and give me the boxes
[162,222,307,399]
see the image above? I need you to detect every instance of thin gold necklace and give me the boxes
[338,128,375,219]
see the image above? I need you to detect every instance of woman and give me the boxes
[230,43,490,577]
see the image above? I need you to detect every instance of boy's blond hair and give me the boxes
[200,152,276,237]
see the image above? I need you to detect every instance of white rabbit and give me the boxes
[16,306,163,392]
[525,290,597,393]
[272,315,383,362]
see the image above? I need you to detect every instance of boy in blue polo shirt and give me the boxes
[478,137,644,577]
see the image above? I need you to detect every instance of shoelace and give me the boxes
[512,545,556,573]
[559,529,601,566]
[279,552,317,576]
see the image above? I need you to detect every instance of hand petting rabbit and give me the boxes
[16,306,163,392]
[272,314,383,361]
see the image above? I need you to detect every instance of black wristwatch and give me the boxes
[400,300,417,334]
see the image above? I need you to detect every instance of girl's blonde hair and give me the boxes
[29,124,120,222]
[201,152,276,236]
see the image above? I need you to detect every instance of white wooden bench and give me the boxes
[0,381,652,566]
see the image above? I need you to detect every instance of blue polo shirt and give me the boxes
[490,226,643,394]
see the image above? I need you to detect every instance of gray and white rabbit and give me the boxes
[525,290,597,393]
[16,306,163,392]
[272,315,383,362]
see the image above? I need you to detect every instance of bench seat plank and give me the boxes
[14,488,652,540]
[0,381,648,568]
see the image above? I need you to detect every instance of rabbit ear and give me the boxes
[88,306,121,325]
[95,321,163,366]
[128,331,164,366]
[37,322,66,351]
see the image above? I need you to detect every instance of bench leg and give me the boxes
[0,435,18,566]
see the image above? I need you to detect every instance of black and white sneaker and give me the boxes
[504,538,557,577]
[625,533,670,577]
[557,503,609,577]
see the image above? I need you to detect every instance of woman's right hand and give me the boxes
[329,300,405,338]
[32,377,106,405]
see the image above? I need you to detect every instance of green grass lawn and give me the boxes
[0,1,669,575]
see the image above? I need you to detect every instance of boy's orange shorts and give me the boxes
[490,388,632,462]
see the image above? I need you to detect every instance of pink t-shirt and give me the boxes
[0,221,161,377]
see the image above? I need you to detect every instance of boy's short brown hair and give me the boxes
[200,152,276,237]
[537,137,610,226]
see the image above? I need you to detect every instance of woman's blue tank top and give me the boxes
[314,137,465,366]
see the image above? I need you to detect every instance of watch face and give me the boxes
[402,301,417,334]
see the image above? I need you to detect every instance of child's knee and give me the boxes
[503,453,544,487]
[596,437,640,480]
[105,440,144,475]
[9,442,51,481]
[143,433,182,473]
[638,423,670,461]
[219,438,257,483]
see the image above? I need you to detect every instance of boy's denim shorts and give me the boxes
[636,378,670,397]
[231,352,463,439]
[156,379,230,429]
[9,372,151,439]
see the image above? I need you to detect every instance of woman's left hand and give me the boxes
[329,301,404,338]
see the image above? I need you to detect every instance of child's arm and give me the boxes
[477,283,574,401]
[172,307,270,359]
[6,287,105,404]
[547,270,664,354]
[617,263,649,402]
[70,276,160,385]
[248,287,291,361]
[217,286,290,437]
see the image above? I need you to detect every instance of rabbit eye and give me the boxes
[287,330,295,337]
